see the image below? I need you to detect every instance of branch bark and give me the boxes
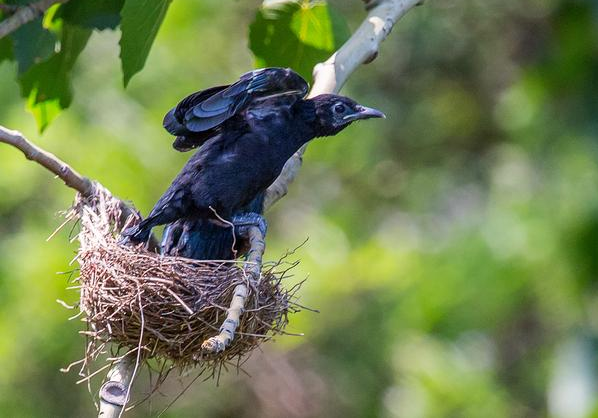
[98,355,134,418]
[0,125,147,229]
[263,0,422,211]
[201,225,265,353]
[206,0,422,356]
[0,0,68,39]
[0,125,93,195]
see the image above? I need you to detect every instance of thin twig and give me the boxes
[0,125,93,195]
[0,0,69,39]
[119,293,146,418]
[166,288,194,315]
[0,125,158,247]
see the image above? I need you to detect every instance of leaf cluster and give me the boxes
[0,0,172,130]
[0,0,349,131]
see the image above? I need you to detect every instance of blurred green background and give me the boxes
[2,0,598,416]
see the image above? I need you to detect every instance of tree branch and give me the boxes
[206,0,422,357]
[201,225,265,353]
[98,355,134,418]
[0,125,156,245]
[263,0,422,211]
[0,126,156,418]
[0,0,68,39]
[0,125,93,196]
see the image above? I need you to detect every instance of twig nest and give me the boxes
[71,185,298,370]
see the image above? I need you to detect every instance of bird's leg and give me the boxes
[177,221,194,250]
[160,220,195,257]
[231,212,268,242]
[227,212,267,259]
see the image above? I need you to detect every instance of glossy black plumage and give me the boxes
[160,193,265,260]
[121,68,385,249]
[163,68,309,152]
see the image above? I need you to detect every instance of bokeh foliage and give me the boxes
[249,0,350,79]
[2,0,598,417]
[0,0,345,130]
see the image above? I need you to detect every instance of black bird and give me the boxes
[120,68,385,248]
[160,69,307,258]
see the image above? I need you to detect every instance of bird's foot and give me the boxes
[232,212,267,239]
[118,224,149,246]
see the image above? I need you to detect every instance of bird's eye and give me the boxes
[334,104,346,114]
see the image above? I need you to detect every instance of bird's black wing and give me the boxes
[163,85,229,151]
[163,85,229,134]
[162,68,309,151]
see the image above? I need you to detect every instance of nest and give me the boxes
[66,185,301,381]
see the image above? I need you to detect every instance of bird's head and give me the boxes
[310,94,385,136]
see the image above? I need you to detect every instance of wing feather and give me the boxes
[163,68,309,151]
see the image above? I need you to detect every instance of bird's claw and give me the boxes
[118,225,146,247]
[232,212,267,239]
[118,236,129,246]
[117,227,135,246]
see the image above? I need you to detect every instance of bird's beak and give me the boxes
[344,105,386,121]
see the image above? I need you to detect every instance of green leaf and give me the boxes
[10,17,57,74]
[18,24,92,132]
[0,36,14,63]
[56,0,125,30]
[119,0,172,87]
[3,0,31,5]
[26,97,62,131]
[248,0,350,81]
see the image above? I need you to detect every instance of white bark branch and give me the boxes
[0,125,93,195]
[263,0,422,211]
[98,355,134,418]
[201,226,265,353]
[0,0,68,39]
[0,125,150,232]
[207,0,422,355]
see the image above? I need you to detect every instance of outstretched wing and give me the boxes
[163,68,309,151]
[163,85,229,151]
[163,85,228,135]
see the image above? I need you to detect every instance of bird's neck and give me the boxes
[293,100,320,143]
